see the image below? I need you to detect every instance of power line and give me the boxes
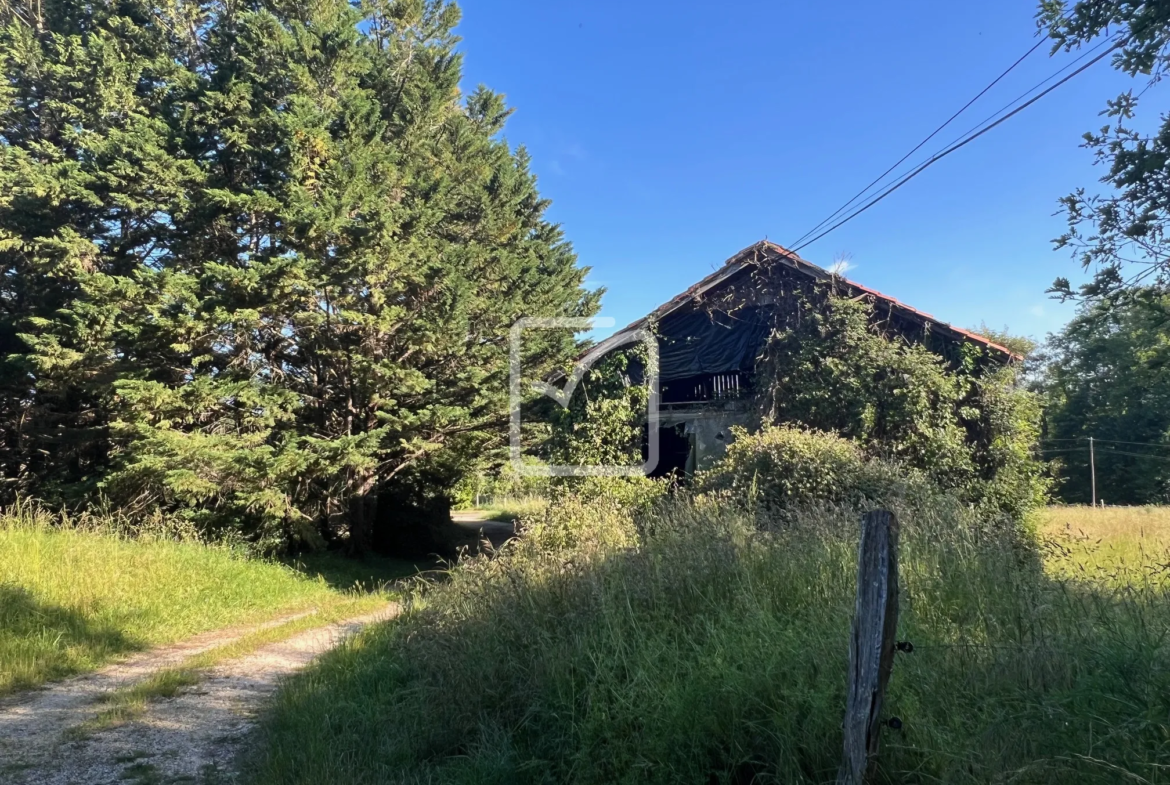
[789,38,1123,254]
[1041,444,1170,462]
[788,36,1048,250]
[924,35,1115,166]
[1088,437,1170,449]
[1039,436,1170,449]
[792,40,1119,253]
[1096,447,1170,463]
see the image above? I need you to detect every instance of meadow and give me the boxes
[1038,505,1170,573]
[0,503,400,695]
[244,500,1170,785]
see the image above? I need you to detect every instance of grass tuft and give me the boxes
[471,495,549,524]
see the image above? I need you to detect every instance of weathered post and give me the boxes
[837,509,900,785]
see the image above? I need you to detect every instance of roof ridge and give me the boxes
[573,240,1021,366]
[757,239,1019,360]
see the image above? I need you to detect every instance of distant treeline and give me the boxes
[1038,290,1170,506]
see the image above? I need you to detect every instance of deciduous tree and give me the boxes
[1040,289,1170,504]
[1040,0,1170,300]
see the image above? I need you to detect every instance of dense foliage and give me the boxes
[1040,288,1170,504]
[1039,0,1170,300]
[541,347,651,470]
[758,293,1048,519]
[695,424,938,514]
[510,289,1046,520]
[0,0,595,550]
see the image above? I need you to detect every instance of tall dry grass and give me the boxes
[246,492,1170,785]
[1038,504,1170,545]
[1037,505,1170,583]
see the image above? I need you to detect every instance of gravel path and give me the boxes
[0,604,399,785]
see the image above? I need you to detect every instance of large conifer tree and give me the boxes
[0,0,596,550]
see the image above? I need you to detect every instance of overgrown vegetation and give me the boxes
[0,0,595,553]
[695,424,939,514]
[758,292,1047,519]
[502,287,1047,526]
[245,473,1170,784]
[540,347,654,471]
[0,503,388,694]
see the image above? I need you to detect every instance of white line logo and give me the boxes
[509,317,659,477]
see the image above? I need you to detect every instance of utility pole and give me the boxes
[1089,436,1096,508]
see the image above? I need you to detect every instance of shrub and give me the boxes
[518,477,667,555]
[451,458,553,511]
[757,292,1048,519]
[694,424,937,515]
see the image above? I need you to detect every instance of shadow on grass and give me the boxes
[0,584,136,694]
[449,518,517,551]
[245,519,1170,785]
[286,551,447,594]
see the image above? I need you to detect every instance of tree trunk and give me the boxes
[345,474,378,556]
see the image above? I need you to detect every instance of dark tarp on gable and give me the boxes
[653,306,771,381]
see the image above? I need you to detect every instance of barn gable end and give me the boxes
[575,240,1018,476]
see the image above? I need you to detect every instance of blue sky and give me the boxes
[455,1,1140,343]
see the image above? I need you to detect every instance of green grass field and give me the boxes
[244,501,1170,785]
[0,505,402,695]
[1038,504,1170,574]
[464,495,549,524]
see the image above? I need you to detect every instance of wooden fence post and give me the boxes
[837,509,900,785]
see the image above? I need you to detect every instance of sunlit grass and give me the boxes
[1036,505,1170,582]
[475,495,549,523]
[0,503,387,695]
[1037,504,1170,545]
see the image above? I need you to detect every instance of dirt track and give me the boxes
[0,604,398,785]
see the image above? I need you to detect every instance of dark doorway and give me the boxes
[646,422,690,479]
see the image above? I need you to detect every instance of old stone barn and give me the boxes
[579,240,1019,477]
